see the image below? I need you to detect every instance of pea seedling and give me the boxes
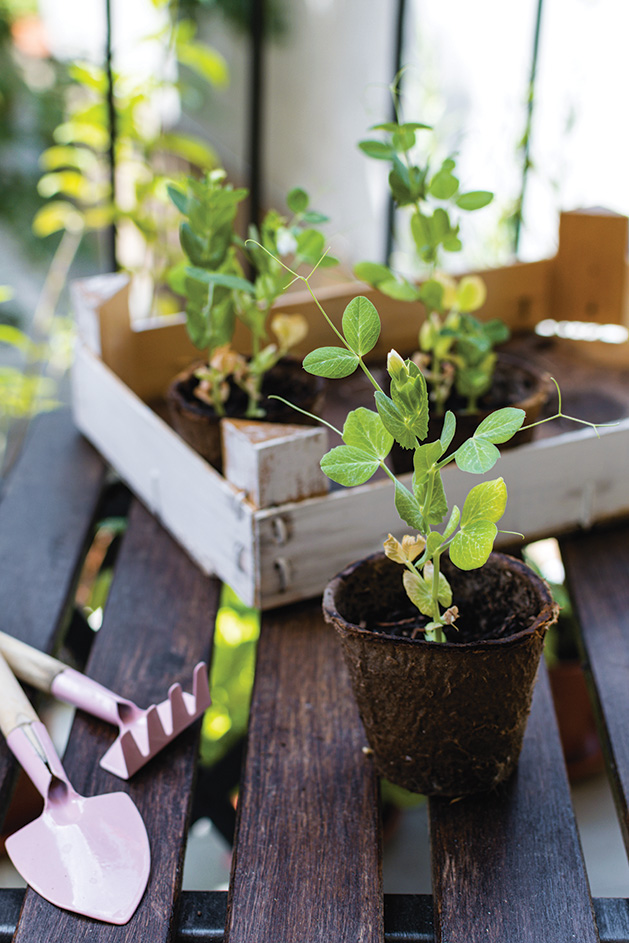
[168,170,336,417]
[269,267,607,643]
[355,113,508,415]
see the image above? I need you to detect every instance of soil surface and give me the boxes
[174,357,322,422]
[334,553,549,645]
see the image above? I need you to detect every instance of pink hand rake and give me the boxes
[0,631,211,779]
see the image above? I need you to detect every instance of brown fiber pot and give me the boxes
[323,552,557,796]
[390,353,552,474]
[166,357,325,471]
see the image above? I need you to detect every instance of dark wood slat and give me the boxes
[225,601,383,943]
[0,410,106,813]
[12,499,221,943]
[0,409,106,651]
[430,664,599,943]
[561,525,629,849]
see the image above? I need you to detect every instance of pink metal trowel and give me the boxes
[0,652,150,923]
[0,631,211,779]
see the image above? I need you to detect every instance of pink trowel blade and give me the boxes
[0,654,150,925]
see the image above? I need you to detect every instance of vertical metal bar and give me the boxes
[104,0,118,271]
[513,0,544,255]
[385,0,408,264]
[248,0,265,233]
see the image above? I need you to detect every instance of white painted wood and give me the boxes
[254,421,629,608]
[72,343,258,606]
[221,418,329,508]
[70,264,629,610]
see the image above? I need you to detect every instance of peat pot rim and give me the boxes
[322,550,557,652]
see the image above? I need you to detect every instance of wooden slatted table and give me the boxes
[1,408,629,942]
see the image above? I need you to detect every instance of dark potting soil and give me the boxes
[433,355,539,417]
[337,554,545,645]
[175,358,321,422]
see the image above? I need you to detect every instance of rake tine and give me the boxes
[192,662,212,713]
[168,683,189,731]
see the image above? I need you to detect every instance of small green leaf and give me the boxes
[394,480,425,530]
[374,391,417,450]
[377,278,421,302]
[286,187,309,214]
[186,267,256,294]
[412,441,443,486]
[342,407,392,460]
[449,520,497,570]
[456,190,493,211]
[426,531,445,557]
[303,346,359,378]
[418,279,445,311]
[342,296,381,356]
[473,407,525,444]
[403,569,433,617]
[440,411,456,452]
[320,445,379,486]
[454,437,500,474]
[353,261,393,286]
[358,140,395,160]
[295,228,325,262]
[429,169,459,200]
[442,505,461,540]
[461,478,507,527]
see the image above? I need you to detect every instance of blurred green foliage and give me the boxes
[200,585,259,767]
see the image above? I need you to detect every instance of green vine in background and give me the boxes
[32,4,229,311]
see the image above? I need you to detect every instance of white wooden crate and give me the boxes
[71,211,629,609]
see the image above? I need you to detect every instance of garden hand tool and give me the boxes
[0,651,151,924]
[0,630,211,780]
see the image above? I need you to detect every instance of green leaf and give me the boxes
[186,267,256,294]
[473,407,525,444]
[176,40,229,86]
[418,279,445,311]
[342,408,392,460]
[440,411,456,452]
[429,169,459,200]
[456,190,493,211]
[412,441,443,487]
[320,445,379,486]
[426,531,445,557]
[161,133,217,170]
[342,296,381,356]
[374,391,417,450]
[295,228,325,262]
[377,278,421,302]
[354,261,394,286]
[461,478,507,527]
[442,505,461,540]
[287,187,309,214]
[403,570,433,617]
[410,212,431,256]
[394,480,425,530]
[389,361,429,441]
[32,201,84,237]
[418,469,447,525]
[442,234,463,253]
[303,346,359,378]
[454,437,500,474]
[449,520,497,570]
[358,140,395,160]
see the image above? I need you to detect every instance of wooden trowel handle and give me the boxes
[0,631,64,693]
[0,652,39,739]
